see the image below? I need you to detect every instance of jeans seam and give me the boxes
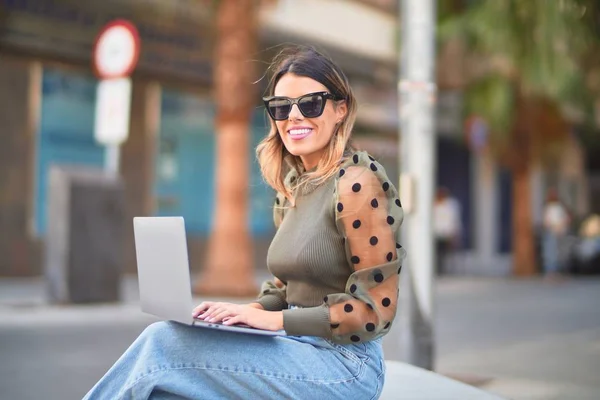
[369,359,386,400]
[324,340,364,364]
[121,361,366,396]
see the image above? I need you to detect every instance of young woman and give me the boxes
[84,46,405,400]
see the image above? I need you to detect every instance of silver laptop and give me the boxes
[133,216,286,336]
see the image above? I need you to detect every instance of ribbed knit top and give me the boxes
[256,151,406,344]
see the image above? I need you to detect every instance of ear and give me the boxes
[335,100,348,123]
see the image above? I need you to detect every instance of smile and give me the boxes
[288,128,313,140]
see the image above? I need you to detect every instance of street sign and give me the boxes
[94,78,132,146]
[93,20,140,79]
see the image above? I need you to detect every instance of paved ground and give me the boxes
[1,274,599,400]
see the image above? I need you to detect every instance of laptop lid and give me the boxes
[133,216,194,325]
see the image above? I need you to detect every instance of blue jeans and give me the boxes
[83,321,385,400]
[542,232,563,274]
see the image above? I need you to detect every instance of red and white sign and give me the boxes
[93,20,140,79]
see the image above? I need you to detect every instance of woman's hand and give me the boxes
[192,302,283,331]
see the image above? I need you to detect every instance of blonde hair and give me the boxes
[256,46,358,204]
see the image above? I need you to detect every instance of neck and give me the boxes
[300,145,330,171]
[300,154,320,172]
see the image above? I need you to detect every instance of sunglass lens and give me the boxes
[299,95,324,118]
[268,99,292,120]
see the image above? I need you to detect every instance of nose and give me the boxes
[288,103,303,121]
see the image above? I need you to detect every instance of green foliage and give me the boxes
[438,0,597,137]
[465,74,514,146]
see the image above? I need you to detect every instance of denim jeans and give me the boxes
[83,321,385,400]
[542,232,563,273]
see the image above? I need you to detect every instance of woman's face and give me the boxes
[273,73,347,170]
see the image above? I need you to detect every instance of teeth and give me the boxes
[289,128,312,135]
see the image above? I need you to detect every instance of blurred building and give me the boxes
[0,0,590,277]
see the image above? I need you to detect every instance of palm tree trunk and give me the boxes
[510,94,537,276]
[511,162,536,276]
[193,0,258,296]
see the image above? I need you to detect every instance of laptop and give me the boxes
[133,216,286,336]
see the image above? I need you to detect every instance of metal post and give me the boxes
[398,0,437,370]
[105,145,121,177]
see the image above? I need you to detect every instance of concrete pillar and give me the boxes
[0,57,40,276]
[121,80,160,274]
[472,150,498,274]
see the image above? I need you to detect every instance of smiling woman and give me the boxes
[256,47,358,202]
[83,45,405,400]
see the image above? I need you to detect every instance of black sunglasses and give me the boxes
[262,91,341,121]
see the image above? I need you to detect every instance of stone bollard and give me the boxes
[44,165,125,304]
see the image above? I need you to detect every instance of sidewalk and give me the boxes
[1,275,600,399]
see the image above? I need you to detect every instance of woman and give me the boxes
[84,46,405,400]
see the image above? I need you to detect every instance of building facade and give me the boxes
[0,0,590,277]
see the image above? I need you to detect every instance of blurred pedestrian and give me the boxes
[541,188,570,281]
[433,187,462,275]
[83,46,405,399]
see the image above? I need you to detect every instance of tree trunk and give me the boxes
[511,162,537,276]
[510,93,537,276]
[193,0,258,296]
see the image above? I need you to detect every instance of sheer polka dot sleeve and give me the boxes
[326,152,406,344]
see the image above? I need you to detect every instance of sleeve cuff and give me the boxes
[256,294,288,312]
[283,305,331,337]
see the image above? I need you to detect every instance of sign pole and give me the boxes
[92,20,140,174]
[397,0,437,370]
[105,145,120,176]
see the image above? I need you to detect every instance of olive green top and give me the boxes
[256,151,406,344]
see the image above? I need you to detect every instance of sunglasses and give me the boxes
[262,91,341,121]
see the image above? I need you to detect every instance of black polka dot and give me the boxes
[374,272,384,283]
[352,183,361,192]
[370,236,378,246]
[351,256,360,264]
[323,296,329,303]
[386,252,393,262]
[370,163,378,172]
[262,289,269,294]
[339,169,345,177]
[396,242,402,249]
[384,322,391,329]
[275,197,280,205]
[387,216,395,225]
[342,237,346,246]
[290,176,296,183]
[382,298,391,307]
[395,199,401,207]
[337,202,344,212]
[368,155,375,161]
[344,304,354,313]
[383,182,390,191]
[350,335,361,342]
[350,284,357,293]
[366,323,376,332]
[397,266,402,274]
[353,154,359,164]
[366,303,374,310]
[331,323,340,329]
[371,198,379,208]
[352,220,361,229]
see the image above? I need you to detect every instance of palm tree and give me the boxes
[194,0,260,296]
[439,0,599,276]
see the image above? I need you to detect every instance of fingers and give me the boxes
[192,301,214,317]
[192,302,242,322]
[222,314,243,326]
[208,309,234,323]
